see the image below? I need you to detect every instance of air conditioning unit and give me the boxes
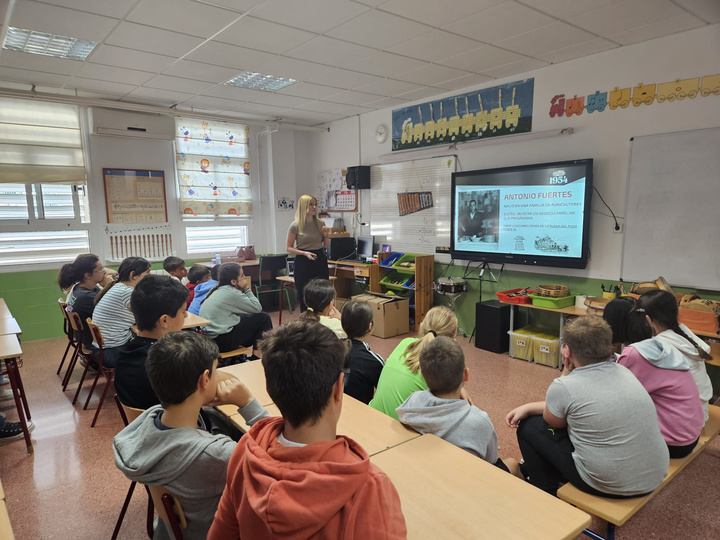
[89,107,175,141]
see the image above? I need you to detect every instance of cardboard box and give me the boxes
[352,293,409,338]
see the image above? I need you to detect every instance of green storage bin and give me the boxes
[529,293,576,309]
[380,271,407,290]
[391,254,417,274]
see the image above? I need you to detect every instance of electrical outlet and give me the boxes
[613,223,623,234]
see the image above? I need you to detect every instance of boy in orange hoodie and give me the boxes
[208,320,407,540]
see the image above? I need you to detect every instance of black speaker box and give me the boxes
[475,300,514,354]
[346,166,370,189]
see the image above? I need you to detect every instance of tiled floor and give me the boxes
[1,310,719,539]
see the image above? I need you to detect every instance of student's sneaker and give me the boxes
[0,388,14,400]
[0,421,30,443]
[79,356,99,372]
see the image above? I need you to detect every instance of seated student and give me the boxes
[163,256,188,284]
[300,278,346,338]
[91,257,151,368]
[207,320,407,539]
[189,263,219,315]
[114,331,269,540]
[506,316,669,497]
[370,306,457,421]
[397,336,521,476]
[610,296,704,458]
[602,296,636,354]
[114,274,189,410]
[341,300,384,404]
[199,262,272,356]
[58,253,116,350]
[186,265,211,307]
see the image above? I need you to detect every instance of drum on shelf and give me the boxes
[436,277,467,295]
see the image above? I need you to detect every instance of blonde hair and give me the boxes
[295,195,324,236]
[403,306,458,374]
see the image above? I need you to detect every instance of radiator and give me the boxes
[107,231,174,262]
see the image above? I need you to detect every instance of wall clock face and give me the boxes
[375,124,388,143]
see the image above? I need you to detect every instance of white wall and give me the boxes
[305,24,720,281]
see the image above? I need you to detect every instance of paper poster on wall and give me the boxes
[103,169,168,224]
[276,196,295,211]
[317,169,357,211]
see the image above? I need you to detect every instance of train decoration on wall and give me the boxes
[549,73,720,118]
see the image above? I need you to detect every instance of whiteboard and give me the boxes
[370,156,456,261]
[621,127,720,290]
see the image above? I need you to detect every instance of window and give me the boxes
[185,225,248,255]
[0,230,89,266]
[175,117,252,220]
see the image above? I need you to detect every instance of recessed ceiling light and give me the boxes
[2,27,97,61]
[224,72,297,92]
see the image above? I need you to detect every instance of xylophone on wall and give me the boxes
[107,231,173,262]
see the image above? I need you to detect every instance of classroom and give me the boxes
[0,1,719,538]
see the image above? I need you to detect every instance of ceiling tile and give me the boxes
[0,49,82,76]
[443,45,526,72]
[125,87,197,105]
[297,100,373,115]
[396,86,450,102]
[215,16,316,55]
[144,75,217,94]
[326,10,433,49]
[197,0,267,11]
[434,73,494,92]
[345,52,426,78]
[352,0,386,6]
[605,14,705,45]
[480,57,550,79]
[230,102,291,116]
[106,22,205,57]
[364,96,410,109]
[495,22,598,56]
[250,93,314,108]
[381,0,506,26]
[65,77,138,95]
[10,0,119,42]
[75,63,155,86]
[323,90,387,106]
[535,38,618,63]
[127,0,240,39]
[444,2,556,45]
[395,64,471,87]
[673,0,720,23]
[37,0,137,18]
[0,66,71,87]
[182,95,246,110]
[285,37,376,67]
[388,30,484,62]
[162,60,240,84]
[251,0,370,34]
[186,41,276,71]
[310,68,384,90]
[252,56,336,83]
[88,45,177,73]
[355,78,424,96]
[276,82,345,99]
[568,0,688,36]
[203,85,269,101]
[522,0,619,19]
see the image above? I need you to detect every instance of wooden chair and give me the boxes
[61,310,95,392]
[148,486,187,540]
[112,395,154,540]
[56,299,73,375]
[253,254,293,313]
[73,319,115,427]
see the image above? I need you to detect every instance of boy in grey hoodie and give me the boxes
[396,336,520,476]
[113,331,268,540]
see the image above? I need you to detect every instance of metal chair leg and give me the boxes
[90,372,113,427]
[72,361,92,405]
[83,370,101,410]
[111,481,136,540]
[57,340,72,375]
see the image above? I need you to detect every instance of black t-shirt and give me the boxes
[115,336,159,410]
[67,285,100,348]
[344,339,385,405]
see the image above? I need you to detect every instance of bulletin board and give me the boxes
[370,156,456,262]
[103,168,168,224]
[317,168,357,211]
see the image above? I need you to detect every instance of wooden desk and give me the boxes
[371,434,591,540]
[0,318,21,336]
[328,260,380,298]
[0,334,32,454]
[218,360,273,409]
[276,276,337,324]
[198,258,260,269]
[183,312,211,329]
[0,500,13,540]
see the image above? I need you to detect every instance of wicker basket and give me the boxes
[537,284,570,298]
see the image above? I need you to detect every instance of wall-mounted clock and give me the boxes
[375,124,388,143]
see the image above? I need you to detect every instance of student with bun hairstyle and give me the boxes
[369,306,458,420]
[606,295,704,458]
[58,254,116,349]
[300,278,346,338]
[91,257,151,368]
[341,300,384,404]
[602,296,638,354]
[286,195,330,312]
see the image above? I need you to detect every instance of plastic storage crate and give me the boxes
[496,288,537,304]
[402,275,416,289]
[392,254,417,274]
[508,326,540,361]
[529,293,576,309]
[533,331,560,367]
[380,271,407,290]
[379,252,404,267]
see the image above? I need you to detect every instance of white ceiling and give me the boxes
[0,0,717,126]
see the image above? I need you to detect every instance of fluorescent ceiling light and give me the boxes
[2,27,97,60]
[224,72,296,91]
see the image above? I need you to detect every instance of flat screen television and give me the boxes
[451,159,593,269]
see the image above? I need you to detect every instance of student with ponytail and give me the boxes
[199,262,272,357]
[91,257,151,368]
[370,306,458,420]
[299,278,346,338]
[58,254,116,349]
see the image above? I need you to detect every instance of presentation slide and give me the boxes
[454,166,588,259]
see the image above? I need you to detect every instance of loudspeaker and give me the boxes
[475,300,514,354]
[346,165,370,189]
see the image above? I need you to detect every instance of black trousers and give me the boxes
[293,248,329,312]
[214,312,272,352]
[516,414,646,498]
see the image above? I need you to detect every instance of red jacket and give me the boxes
[208,417,407,539]
[186,282,197,307]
